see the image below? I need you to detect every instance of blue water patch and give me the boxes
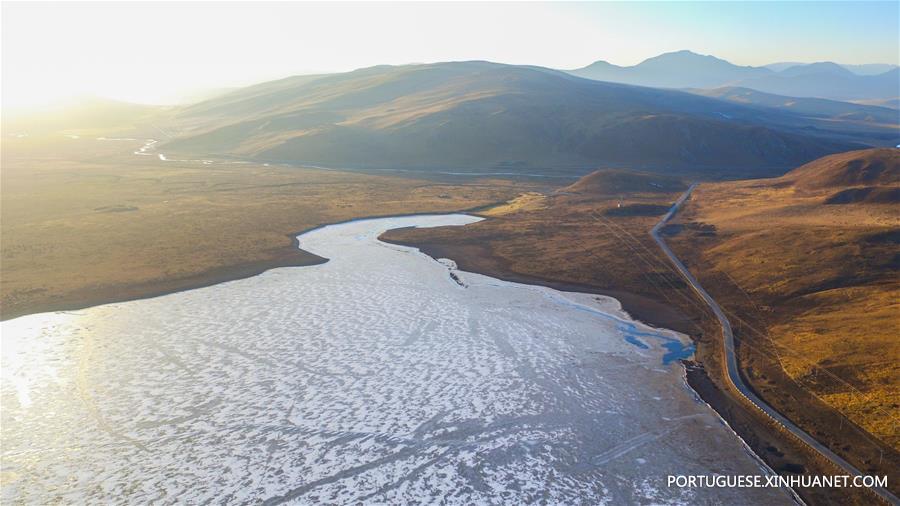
[538,290,694,366]
[618,324,694,365]
[624,334,650,349]
[661,340,695,365]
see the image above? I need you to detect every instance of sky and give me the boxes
[2,1,898,109]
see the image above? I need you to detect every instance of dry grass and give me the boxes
[479,192,548,217]
[1,135,532,319]
[771,285,899,441]
[669,178,900,448]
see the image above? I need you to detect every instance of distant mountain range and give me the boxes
[160,61,886,176]
[765,62,898,76]
[568,51,899,102]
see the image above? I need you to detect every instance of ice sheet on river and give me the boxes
[1,214,792,504]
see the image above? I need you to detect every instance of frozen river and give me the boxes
[1,214,792,504]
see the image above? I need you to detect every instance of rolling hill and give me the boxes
[689,87,899,126]
[561,168,687,195]
[737,67,899,102]
[781,148,899,188]
[777,147,900,208]
[162,61,872,177]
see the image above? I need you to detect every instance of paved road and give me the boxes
[652,185,899,505]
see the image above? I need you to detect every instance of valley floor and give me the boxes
[0,135,536,320]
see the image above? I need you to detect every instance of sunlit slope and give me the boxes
[669,148,900,447]
[163,61,865,176]
[779,147,899,189]
[562,168,687,195]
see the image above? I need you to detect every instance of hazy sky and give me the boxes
[3,1,898,109]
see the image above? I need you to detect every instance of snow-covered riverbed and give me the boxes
[0,214,791,504]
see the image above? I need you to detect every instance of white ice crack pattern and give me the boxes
[1,214,793,505]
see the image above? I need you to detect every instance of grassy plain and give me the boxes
[0,135,533,319]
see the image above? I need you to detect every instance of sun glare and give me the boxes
[3,2,896,112]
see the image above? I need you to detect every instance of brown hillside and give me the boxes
[667,149,900,454]
[781,148,899,190]
[824,186,900,205]
[562,169,687,195]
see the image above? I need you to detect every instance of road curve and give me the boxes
[652,184,899,505]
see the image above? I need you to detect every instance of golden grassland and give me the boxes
[668,179,899,449]
[0,135,534,319]
[479,192,548,217]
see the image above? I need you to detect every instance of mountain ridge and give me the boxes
[162,61,870,177]
[688,86,899,125]
[569,50,900,101]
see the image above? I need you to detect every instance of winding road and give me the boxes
[652,185,899,505]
